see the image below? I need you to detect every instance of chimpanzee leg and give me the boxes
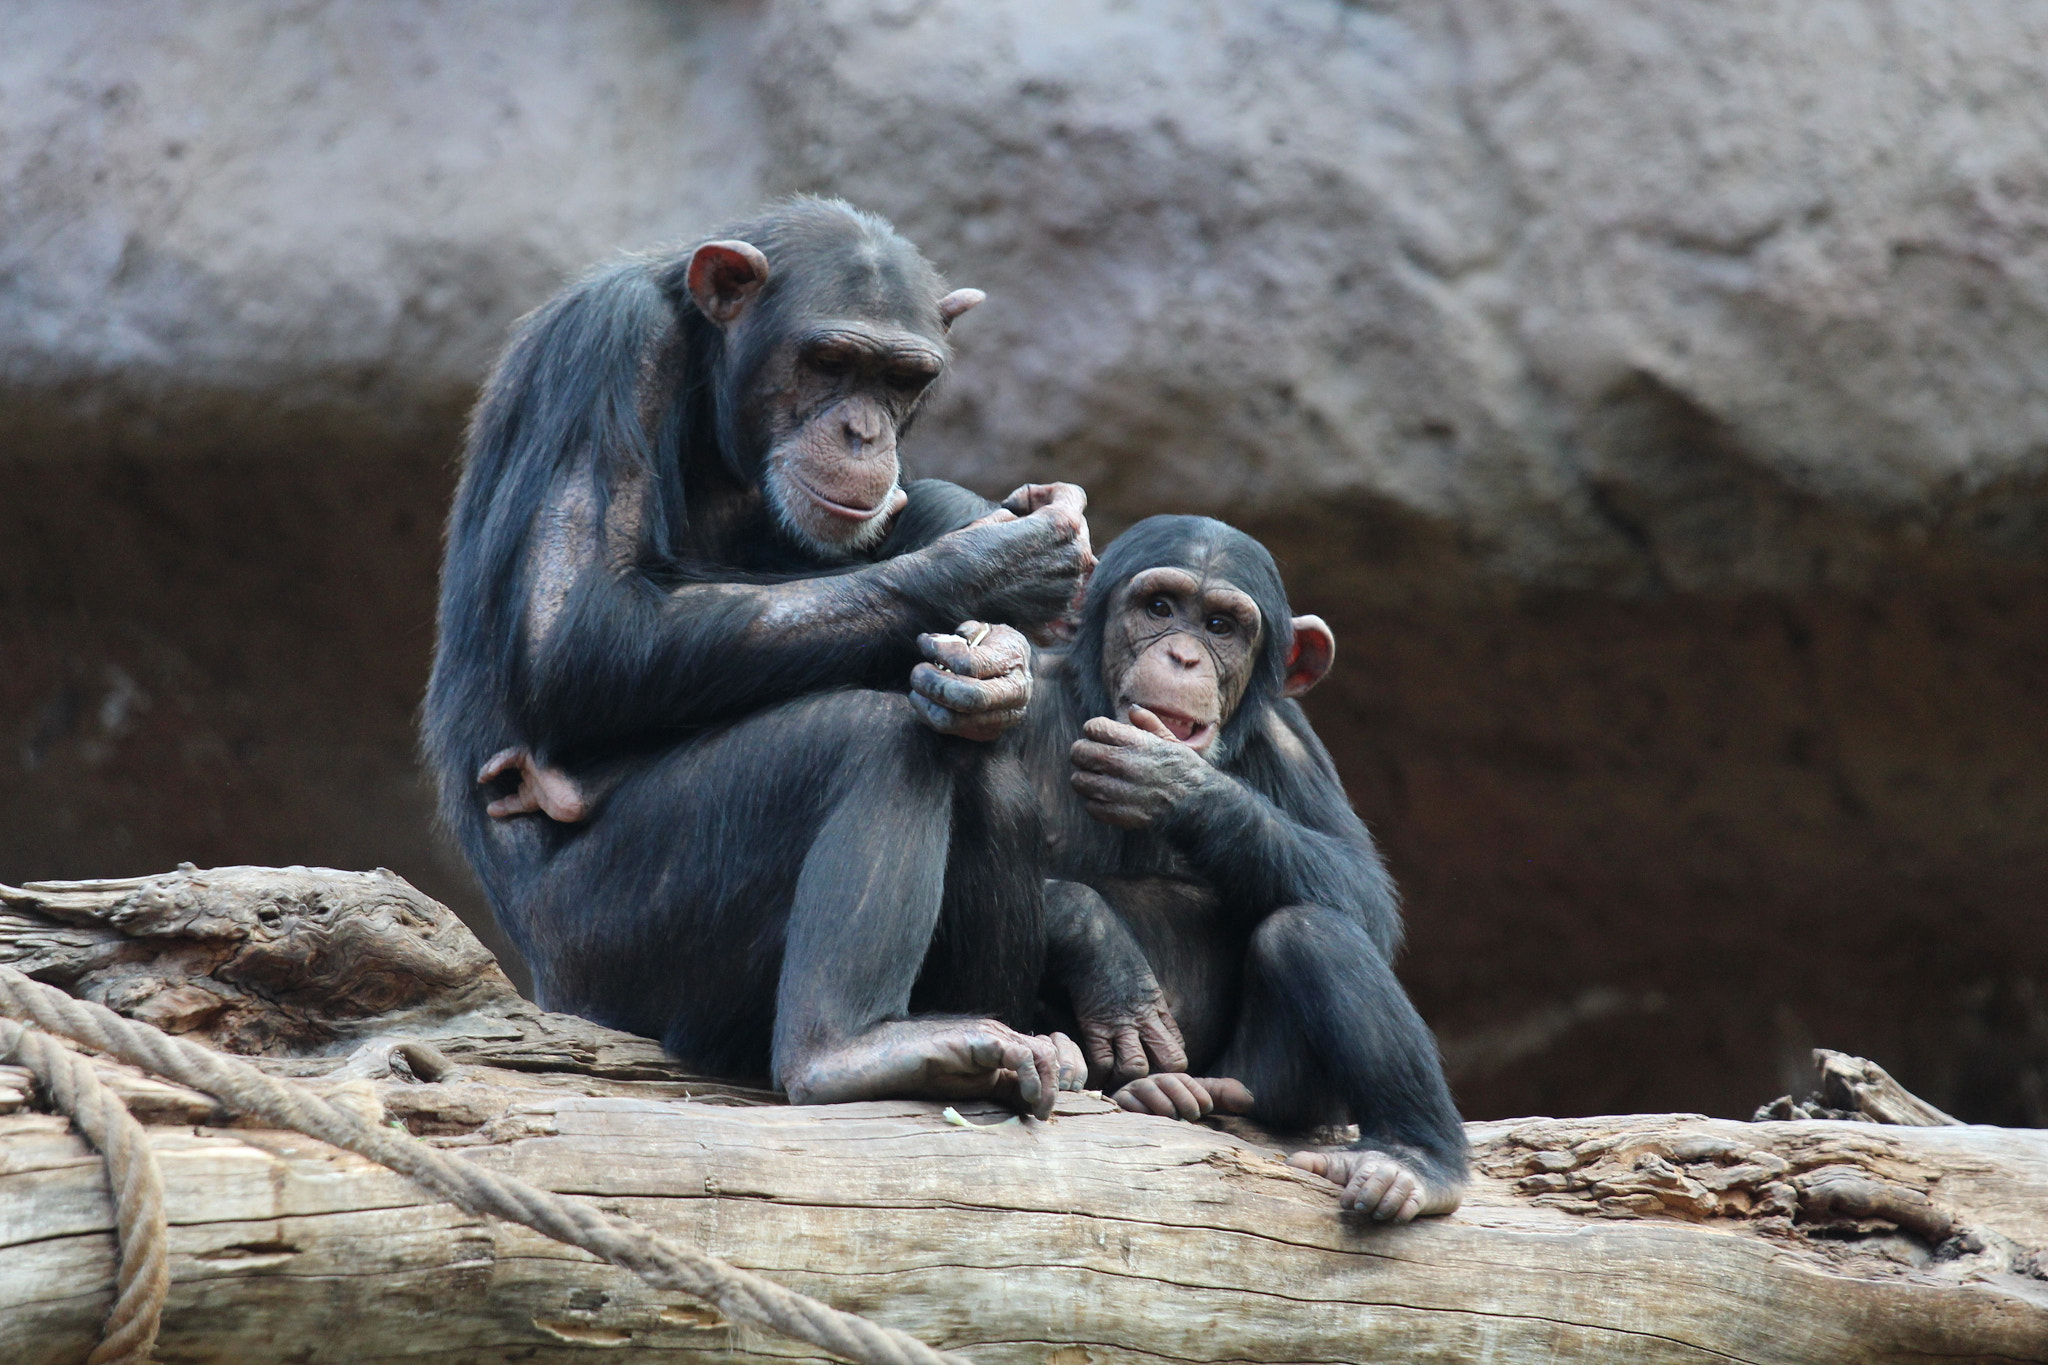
[912,745,1045,1028]
[1219,904,1467,1219]
[503,690,1068,1112]
[769,698,953,1073]
[775,712,1074,1114]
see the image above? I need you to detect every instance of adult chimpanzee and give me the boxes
[1023,515,1468,1220]
[422,198,1108,1117]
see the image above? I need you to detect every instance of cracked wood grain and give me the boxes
[1,866,2045,1363]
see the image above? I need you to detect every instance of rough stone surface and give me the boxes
[4,1,2048,1123]
[9,0,2048,595]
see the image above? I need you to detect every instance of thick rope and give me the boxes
[0,1018,168,1365]
[0,966,961,1365]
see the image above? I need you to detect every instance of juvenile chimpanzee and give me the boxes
[422,198,1107,1116]
[1024,516,1468,1220]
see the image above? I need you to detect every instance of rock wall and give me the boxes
[5,0,2047,1122]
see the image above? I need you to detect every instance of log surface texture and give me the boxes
[3,866,2046,1365]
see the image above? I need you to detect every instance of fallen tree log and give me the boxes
[3,867,2046,1364]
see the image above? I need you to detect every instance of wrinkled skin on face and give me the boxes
[745,323,940,555]
[688,241,982,559]
[1105,566,1262,753]
[1069,565,1332,831]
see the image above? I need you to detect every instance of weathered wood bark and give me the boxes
[3,867,2046,1364]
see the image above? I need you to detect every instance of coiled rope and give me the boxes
[0,964,962,1365]
[0,1016,167,1365]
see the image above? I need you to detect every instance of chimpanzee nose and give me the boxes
[843,403,886,447]
[1168,638,1202,667]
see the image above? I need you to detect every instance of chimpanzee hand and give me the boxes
[1111,1074,1256,1122]
[932,482,1094,644]
[998,482,1095,572]
[783,1018,1086,1121]
[910,621,1032,741]
[999,482,1095,643]
[1045,880,1189,1086]
[1286,1147,1462,1223]
[1069,706,1218,829]
[1073,974,1186,1090]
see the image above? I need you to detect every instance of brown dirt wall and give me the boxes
[4,453,2044,1125]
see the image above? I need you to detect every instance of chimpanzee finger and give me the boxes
[916,629,968,666]
[1111,1027,1149,1083]
[1112,1078,1167,1116]
[1079,716,1148,747]
[1344,1160,1400,1218]
[914,704,1027,744]
[919,623,1027,679]
[1016,483,1095,572]
[1000,481,1082,516]
[1068,771,1139,808]
[1019,1036,1060,1120]
[1165,1074,1215,1121]
[965,703,1030,735]
[1116,1074,1207,1121]
[1375,1173,1424,1223]
[1197,1077,1256,1113]
[1069,768,1150,808]
[908,691,967,735]
[1080,1026,1116,1083]
[1124,705,1181,742]
[912,662,1028,713]
[1050,1032,1088,1091]
[476,746,525,786]
[979,704,1032,738]
[1287,1151,1334,1183]
[1070,739,1150,779]
[1139,1011,1189,1074]
[995,1037,1046,1119]
[998,483,1050,517]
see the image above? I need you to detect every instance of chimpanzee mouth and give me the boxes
[792,475,891,522]
[1133,703,1217,751]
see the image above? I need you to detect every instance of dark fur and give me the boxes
[422,199,1059,1086]
[1032,516,1467,1183]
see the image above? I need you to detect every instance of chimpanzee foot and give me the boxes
[1286,1148,1464,1222]
[782,1018,1086,1120]
[478,746,590,822]
[1111,1074,1255,1122]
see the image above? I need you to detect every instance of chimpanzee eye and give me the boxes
[1146,596,1174,619]
[809,352,852,378]
[884,368,931,394]
[1205,615,1234,636]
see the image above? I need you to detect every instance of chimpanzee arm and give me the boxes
[1042,879,1186,1085]
[1165,708,1400,947]
[1073,704,1399,951]
[879,478,1000,552]
[515,466,1086,761]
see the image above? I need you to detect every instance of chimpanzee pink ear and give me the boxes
[1281,615,1335,698]
[938,288,984,329]
[686,240,771,326]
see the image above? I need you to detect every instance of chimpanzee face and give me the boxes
[685,238,981,558]
[1101,565,1265,757]
[746,319,945,553]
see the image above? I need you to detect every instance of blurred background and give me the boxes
[4,0,2046,1125]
